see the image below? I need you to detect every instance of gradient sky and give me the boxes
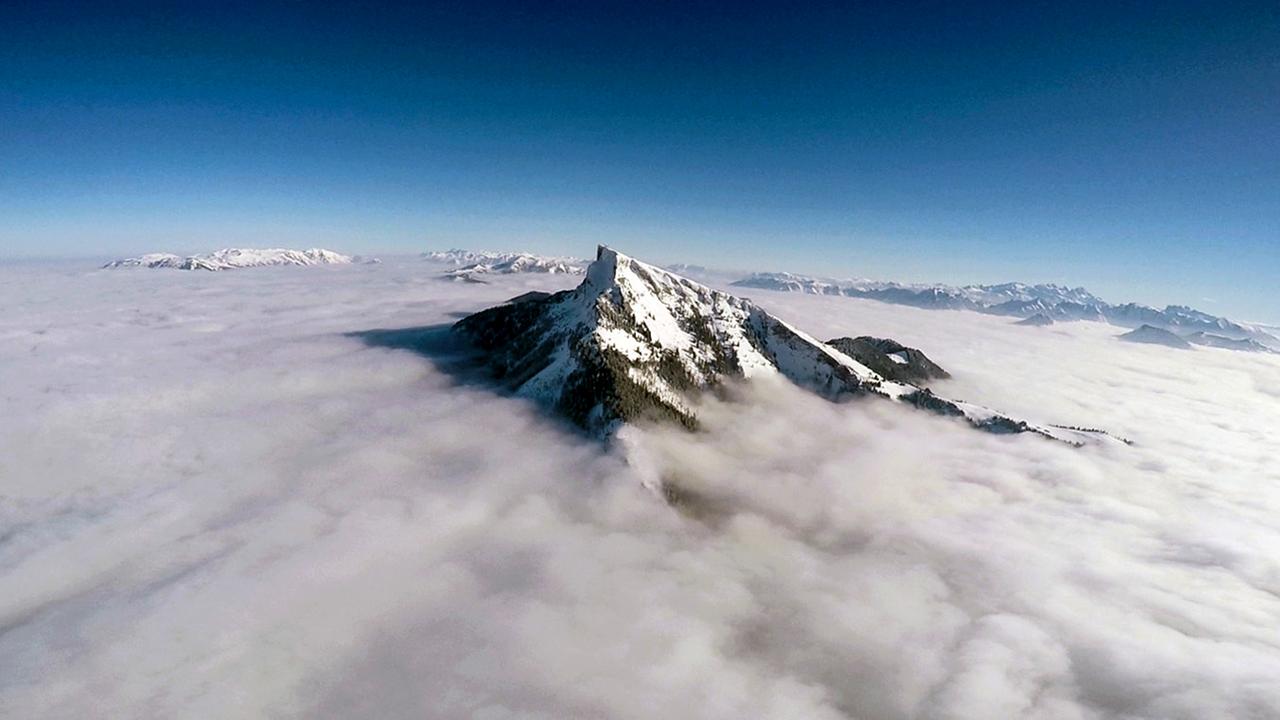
[2,1,1277,320]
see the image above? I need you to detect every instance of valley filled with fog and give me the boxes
[2,256,1279,719]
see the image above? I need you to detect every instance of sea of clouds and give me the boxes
[1,256,1278,719]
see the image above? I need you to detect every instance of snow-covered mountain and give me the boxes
[733,271,1277,349]
[453,247,1112,445]
[103,248,374,271]
[423,249,586,281]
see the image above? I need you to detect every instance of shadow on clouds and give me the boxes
[346,322,591,440]
[346,323,489,389]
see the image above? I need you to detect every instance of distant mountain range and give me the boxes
[732,272,1278,351]
[422,249,586,281]
[451,246,1117,446]
[103,248,376,271]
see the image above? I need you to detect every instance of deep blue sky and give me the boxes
[2,1,1277,320]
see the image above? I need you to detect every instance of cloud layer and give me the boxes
[1,258,1278,719]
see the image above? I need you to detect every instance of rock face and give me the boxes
[825,337,950,385]
[453,246,1108,445]
[103,248,370,271]
[1017,313,1055,327]
[1120,325,1194,349]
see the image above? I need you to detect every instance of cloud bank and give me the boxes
[1,258,1278,719]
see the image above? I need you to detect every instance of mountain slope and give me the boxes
[454,247,1107,444]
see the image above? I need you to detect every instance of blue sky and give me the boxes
[2,1,1277,320]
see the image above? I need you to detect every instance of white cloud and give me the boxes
[1,258,1279,719]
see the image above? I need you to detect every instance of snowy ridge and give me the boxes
[454,247,1111,445]
[734,271,1277,348]
[103,248,374,271]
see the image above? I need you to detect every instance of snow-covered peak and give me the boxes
[567,245,814,386]
[103,248,374,271]
[104,253,187,269]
